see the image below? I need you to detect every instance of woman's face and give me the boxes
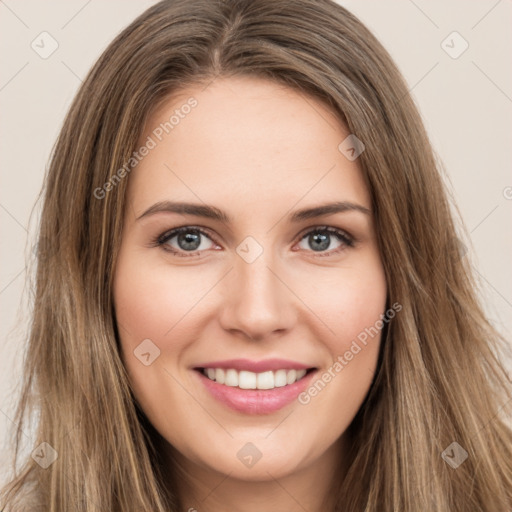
[113,76,387,484]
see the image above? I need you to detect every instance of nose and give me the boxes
[218,253,297,341]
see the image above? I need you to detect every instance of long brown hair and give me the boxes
[2,0,511,510]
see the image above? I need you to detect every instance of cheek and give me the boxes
[112,252,195,386]
[291,257,387,351]
[290,257,387,412]
[114,255,211,347]
[113,256,205,435]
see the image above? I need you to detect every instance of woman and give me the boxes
[2,0,511,510]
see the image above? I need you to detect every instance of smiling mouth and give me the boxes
[195,367,316,390]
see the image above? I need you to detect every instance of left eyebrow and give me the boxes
[289,201,371,222]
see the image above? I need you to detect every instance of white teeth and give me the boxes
[202,367,309,389]
[296,369,307,380]
[224,369,238,387]
[239,370,257,389]
[215,368,225,384]
[257,371,274,390]
[274,369,288,387]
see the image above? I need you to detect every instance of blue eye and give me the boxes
[157,227,217,256]
[155,225,354,257]
[297,227,354,255]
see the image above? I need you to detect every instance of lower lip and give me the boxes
[194,369,317,415]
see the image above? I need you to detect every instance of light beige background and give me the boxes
[1,0,511,482]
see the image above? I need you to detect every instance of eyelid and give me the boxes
[296,224,354,243]
[157,225,218,245]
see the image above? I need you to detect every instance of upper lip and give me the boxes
[194,358,315,373]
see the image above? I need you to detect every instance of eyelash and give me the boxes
[152,225,355,258]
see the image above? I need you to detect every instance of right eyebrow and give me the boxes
[136,201,230,223]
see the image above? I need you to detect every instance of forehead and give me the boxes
[126,76,370,216]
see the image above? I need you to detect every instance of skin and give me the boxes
[113,76,387,512]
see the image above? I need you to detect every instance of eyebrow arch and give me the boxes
[290,201,371,221]
[136,200,371,223]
